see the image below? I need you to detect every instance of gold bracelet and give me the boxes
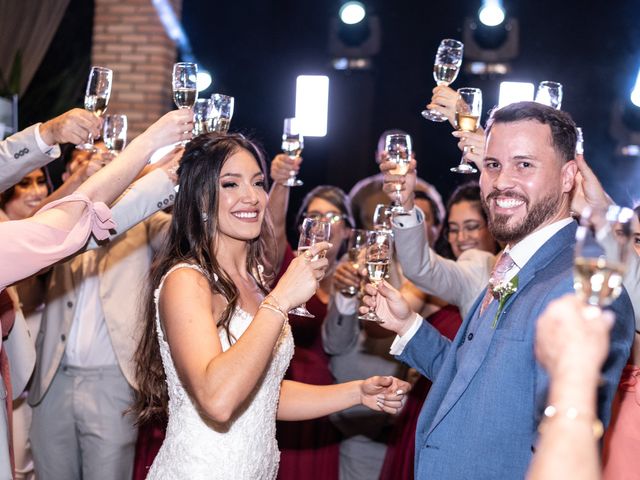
[539,405,604,439]
[259,303,288,322]
[263,294,287,315]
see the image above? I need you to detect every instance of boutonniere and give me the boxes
[490,275,518,328]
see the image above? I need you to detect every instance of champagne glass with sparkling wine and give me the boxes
[340,229,368,297]
[451,87,482,174]
[535,81,563,110]
[77,66,113,151]
[574,205,634,307]
[193,98,212,136]
[209,94,234,134]
[372,204,393,234]
[385,133,412,214]
[421,39,464,122]
[289,218,331,317]
[359,230,394,323]
[172,62,198,109]
[281,117,304,187]
[102,114,127,156]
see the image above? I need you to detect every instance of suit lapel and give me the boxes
[424,222,577,437]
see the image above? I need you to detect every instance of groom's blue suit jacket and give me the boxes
[398,222,635,479]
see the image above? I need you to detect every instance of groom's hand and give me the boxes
[360,375,411,414]
[360,280,417,336]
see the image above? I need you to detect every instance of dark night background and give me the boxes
[20,0,640,216]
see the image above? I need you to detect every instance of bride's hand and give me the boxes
[271,241,331,311]
[360,375,411,414]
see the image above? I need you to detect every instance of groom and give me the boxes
[371,101,635,479]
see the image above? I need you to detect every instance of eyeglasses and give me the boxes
[447,221,486,237]
[305,211,346,225]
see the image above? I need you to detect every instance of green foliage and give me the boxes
[0,50,22,97]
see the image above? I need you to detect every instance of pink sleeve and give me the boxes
[0,193,116,290]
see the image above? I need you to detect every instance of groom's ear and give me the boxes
[560,160,578,194]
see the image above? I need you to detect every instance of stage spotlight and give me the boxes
[295,75,329,137]
[463,15,519,73]
[339,1,366,25]
[498,81,534,107]
[630,67,640,108]
[479,0,505,27]
[197,71,212,92]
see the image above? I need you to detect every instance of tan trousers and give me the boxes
[30,364,137,480]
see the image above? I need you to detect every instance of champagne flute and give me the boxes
[451,87,482,174]
[340,229,368,297]
[535,81,563,110]
[102,114,127,156]
[172,62,198,109]
[421,39,464,122]
[359,231,393,323]
[193,98,211,136]
[290,218,331,317]
[385,133,412,215]
[209,93,234,134]
[77,66,113,151]
[281,117,304,187]
[372,204,393,234]
[574,205,634,307]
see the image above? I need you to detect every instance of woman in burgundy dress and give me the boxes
[269,154,355,479]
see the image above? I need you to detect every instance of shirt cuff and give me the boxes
[334,293,359,315]
[389,313,423,355]
[34,123,61,158]
[391,206,423,229]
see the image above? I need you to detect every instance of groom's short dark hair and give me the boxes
[485,101,577,163]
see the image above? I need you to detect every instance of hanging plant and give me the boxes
[0,50,22,98]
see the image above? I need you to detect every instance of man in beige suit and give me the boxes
[28,165,176,480]
[0,108,100,480]
[0,108,100,192]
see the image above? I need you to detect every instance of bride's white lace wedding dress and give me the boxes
[147,263,294,479]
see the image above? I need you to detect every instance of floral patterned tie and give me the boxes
[479,251,515,315]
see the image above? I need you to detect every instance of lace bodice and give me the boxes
[147,263,294,479]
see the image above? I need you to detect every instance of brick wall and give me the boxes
[92,0,182,138]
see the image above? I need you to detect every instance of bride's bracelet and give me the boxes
[260,295,288,322]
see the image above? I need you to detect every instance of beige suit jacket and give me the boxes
[0,124,57,193]
[393,210,496,318]
[28,170,174,406]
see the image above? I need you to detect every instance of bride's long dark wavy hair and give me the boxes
[132,133,275,424]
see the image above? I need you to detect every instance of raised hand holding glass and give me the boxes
[421,39,464,122]
[385,134,412,214]
[77,66,113,151]
[451,87,482,174]
[290,218,331,317]
[359,230,393,323]
[574,205,634,307]
[281,118,304,187]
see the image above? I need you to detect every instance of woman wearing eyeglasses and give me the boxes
[269,154,355,480]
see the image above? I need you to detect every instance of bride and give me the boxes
[132,133,410,479]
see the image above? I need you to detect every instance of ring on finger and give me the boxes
[304,250,314,261]
[469,146,475,154]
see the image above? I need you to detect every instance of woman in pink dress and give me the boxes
[0,109,193,291]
